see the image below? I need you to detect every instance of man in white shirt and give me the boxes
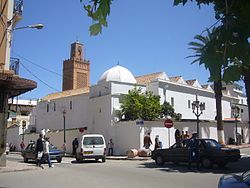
[42,137,54,168]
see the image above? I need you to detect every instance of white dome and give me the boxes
[98,65,137,84]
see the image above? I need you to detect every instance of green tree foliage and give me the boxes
[120,88,161,121]
[175,0,250,138]
[80,0,113,36]
[161,101,175,118]
[188,28,224,134]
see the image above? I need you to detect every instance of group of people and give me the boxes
[143,132,162,150]
[175,129,190,147]
[36,133,54,168]
[143,130,200,170]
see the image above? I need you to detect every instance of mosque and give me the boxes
[14,41,249,154]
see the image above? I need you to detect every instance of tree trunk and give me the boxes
[214,80,225,144]
[243,73,250,143]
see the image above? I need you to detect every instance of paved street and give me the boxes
[1,148,250,188]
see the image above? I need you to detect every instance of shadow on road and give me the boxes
[71,160,103,164]
[139,157,250,174]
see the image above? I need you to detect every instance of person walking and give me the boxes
[188,133,200,170]
[154,135,161,150]
[108,138,114,156]
[42,137,54,168]
[20,141,25,151]
[183,131,190,147]
[36,134,44,168]
[175,129,181,147]
[143,132,152,149]
[72,138,79,156]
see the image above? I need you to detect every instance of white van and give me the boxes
[76,134,106,163]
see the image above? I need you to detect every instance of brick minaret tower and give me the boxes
[62,41,90,91]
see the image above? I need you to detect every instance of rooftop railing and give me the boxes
[10,57,19,75]
[13,0,23,15]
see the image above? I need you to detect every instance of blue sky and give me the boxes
[13,0,218,99]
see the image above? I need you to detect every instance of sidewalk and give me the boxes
[1,143,249,173]
[225,143,250,149]
[0,160,39,173]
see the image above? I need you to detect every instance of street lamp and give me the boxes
[191,94,205,138]
[232,104,240,145]
[21,120,26,141]
[12,23,44,31]
[62,109,66,151]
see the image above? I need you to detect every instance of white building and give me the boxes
[27,66,249,154]
[15,42,247,155]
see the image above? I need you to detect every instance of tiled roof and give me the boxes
[186,79,196,86]
[169,76,182,82]
[135,72,164,85]
[43,87,89,101]
[201,84,209,89]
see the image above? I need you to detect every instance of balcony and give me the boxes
[9,57,19,75]
[12,0,23,26]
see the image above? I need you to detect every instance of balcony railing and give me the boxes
[13,0,23,15]
[10,57,19,75]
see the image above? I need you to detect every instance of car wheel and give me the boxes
[57,157,62,163]
[218,162,227,168]
[24,156,28,163]
[155,155,164,166]
[201,157,212,169]
[102,157,106,163]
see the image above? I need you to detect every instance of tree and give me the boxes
[175,0,250,142]
[188,27,226,143]
[161,101,175,118]
[80,0,113,36]
[120,87,161,121]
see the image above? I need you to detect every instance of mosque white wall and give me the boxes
[89,94,113,144]
[112,122,141,155]
[35,94,90,133]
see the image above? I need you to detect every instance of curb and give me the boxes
[0,168,39,174]
[106,156,151,161]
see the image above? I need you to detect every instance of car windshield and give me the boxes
[203,139,222,148]
[242,171,250,185]
[49,144,57,150]
[83,137,104,145]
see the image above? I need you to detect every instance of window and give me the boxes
[53,103,56,111]
[171,97,174,107]
[70,101,73,110]
[188,100,191,108]
[83,137,104,145]
[47,104,49,112]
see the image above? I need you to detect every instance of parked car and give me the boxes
[76,134,106,163]
[152,138,241,168]
[218,170,250,188]
[21,142,64,163]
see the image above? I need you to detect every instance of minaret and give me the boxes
[62,41,90,91]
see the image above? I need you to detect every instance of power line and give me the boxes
[19,61,60,92]
[13,51,89,86]
[13,51,62,77]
